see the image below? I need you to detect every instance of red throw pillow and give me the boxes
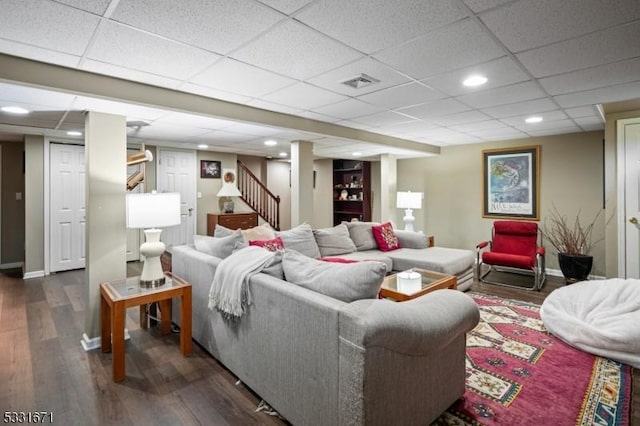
[249,236,284,252]
[320,257,360,264]
[372,222,401,252]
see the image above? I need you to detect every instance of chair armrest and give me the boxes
[537,247,545,256]
[476,240,490,250]
[339,290,479,356]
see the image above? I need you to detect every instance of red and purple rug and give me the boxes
[435,293,632,425]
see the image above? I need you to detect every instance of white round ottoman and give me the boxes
[540,278,640,368]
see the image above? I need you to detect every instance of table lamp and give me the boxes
[126,191,181,288]
[217,183,242,213]
[397,191,423,232]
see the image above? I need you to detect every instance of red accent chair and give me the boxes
[476,221,546,291]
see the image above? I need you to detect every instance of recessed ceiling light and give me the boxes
[352,152,363,157]
[462,75,488,87]
[279,152,288,157]
[66,131,82,136]
[1,106,29,114]
[264,139,277,146]
[525,116,543,123]
[197,144,208,149]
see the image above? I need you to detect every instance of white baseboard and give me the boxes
[545,267,605,281]
[81,330,131,352]
[23,270,45,279]
[1,262,23,269]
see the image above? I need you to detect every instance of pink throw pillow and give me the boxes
[372,222,401,252]
[320,257,359,264]
[249,236,284,252]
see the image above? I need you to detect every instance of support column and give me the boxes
[290,140,314,226]
[82,111,127,350]
[380,154,398,225]
[24,135,45,277]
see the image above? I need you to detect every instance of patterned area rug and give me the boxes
[434,293,632,425]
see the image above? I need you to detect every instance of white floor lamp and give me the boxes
[126,191,181,288]
[397,191,423,232]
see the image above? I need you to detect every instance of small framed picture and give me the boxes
[201,160,221,179]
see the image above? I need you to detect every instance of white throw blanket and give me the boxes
[208,246,278,320]
[540,278,640,368]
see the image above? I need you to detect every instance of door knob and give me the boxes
[188,208,193,217]
[630,217,638,224]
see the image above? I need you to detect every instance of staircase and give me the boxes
[237,160,281,230]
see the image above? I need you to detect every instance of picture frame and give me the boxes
[482,145,540,220]
[200,160,221,179]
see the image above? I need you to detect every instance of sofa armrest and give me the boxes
[394,230,428,249]
[339,290,479,356]
[172,244,221,291]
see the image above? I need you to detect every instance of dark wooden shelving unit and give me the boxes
[333,159,371,225]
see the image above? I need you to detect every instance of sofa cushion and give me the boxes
[394,230,428,249]
[344,221,379,251]
[335,250,394,271]
[372,222,401,252]
[249,236,284,252]
[193,230,246,259]
[276,223,321,258]
[386,247,474,275]
[282,250,386,302]
[313,223,357,257]
[214,222,276,242]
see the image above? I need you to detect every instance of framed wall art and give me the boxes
[482,145,540,220]
[200,160,221,178]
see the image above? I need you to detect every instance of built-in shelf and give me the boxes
[333,159,371,226]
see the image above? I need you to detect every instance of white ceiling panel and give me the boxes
[260,82,349,110]
[73,96,169,120]
[357,82,444,110]
[0,39,81,68]
[189,58,296,97]
[578,123,605,132]
[514,119,579,133]
[0,83,76,107]
[351,111,417,127]
[111,0,284,55]
[132,122,212,139]
[472,127,528,140]
[55,0,112,15]
[373,19,505,80]
[154,112,235,131]
[307,57,411,96]
[516,21,640,78]
[421,57,530,97]
[81,60,183,90]
[527,126,583,137]
[257,0,315,15]
[481,98,559,119]
[231,20,362,80]
[179,83,253,104]
[314,99,385,120]
[480,0,640,52]
[296,0,466,54]
[554,81,640,109]
[382,120,440,136]
[455,81,546,109]
[462,0,512,13]
[574,116,604,127]
[500,110,569,127]
[223,122,284,136]
[192,130,255,143]
[88,22,221,80]
[539,58,640,96]
[564,106,602,119]
[432,110,492,126]
[451,119,509,133]
[397,98,472,120]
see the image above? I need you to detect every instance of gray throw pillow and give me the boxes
[275,223,321,259]
[282,249,386,302]
[193,230,247,259]
[313,223,357,257]
[344,221,379,251]
[213,224,234,237]
[394,230,428,249]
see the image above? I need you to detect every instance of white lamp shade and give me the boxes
[126,192,181,229]
[217,183,242,197]
[397,191,423,209]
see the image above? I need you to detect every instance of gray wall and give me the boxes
[398,131,605,274]
[1,142,25,265]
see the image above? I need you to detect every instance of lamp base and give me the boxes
[139,276,166,289]
[140,228,167,289]
[403,209,415,232]
[223,198,235,213]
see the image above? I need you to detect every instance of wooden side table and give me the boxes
[100,272,192,382]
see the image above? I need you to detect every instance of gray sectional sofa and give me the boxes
[171,222,480,425]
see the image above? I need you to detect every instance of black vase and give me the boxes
[557,253,593,284]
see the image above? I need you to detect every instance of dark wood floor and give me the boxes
[1,267,637,425]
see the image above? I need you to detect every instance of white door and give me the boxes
[622,119,640,278]
[50,143,85,272]
[157,149,196,247]
[126,148,142,261]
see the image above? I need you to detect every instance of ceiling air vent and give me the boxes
[340,73,380,89]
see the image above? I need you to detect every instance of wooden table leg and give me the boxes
[112,300,126,382]
[180,286,192,356]
[158,299,171,335]
[139,305,148,330]
[100,293,111,353]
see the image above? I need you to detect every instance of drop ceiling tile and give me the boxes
[538,57,640,95]
[0,39,81,68]
[455,81,546,109]
[441,135,486,145]
[482,98,558,118]
[573,116,604,127]
[307,57,411,96]
[180,83,253,104]
[516,21,640,78]
[296,0,466,54]
[432,110,492,126]
[450,119,508,132]
[383,120,440,136]
[0,83,77,108]
[473,127,528,140]
[565,106,602,119]
[223,122,283,136]
[513,118,578,133]
[73,96,169,120]
[500,110,568,127]
[56,0,111,15]
[373,19,504,80]
[192,130,255,143]
[231,20,362,80]
[134,122,211,139]
[111,0,283,54]
[357,82,444,110]
[81,60,183,90]
[257,0,314,14]
[0,112,61,129]
[0,0,99,55]
[421,57,529,97]
[481,0,640,52]
[297,110,343,123]
[352,111,417,127]
[527,126,582,137]
[396,98,471,120]
[314,99,385,120]
[419,127,471,143]
[554,81,640,108]
[88,22,221,80]
[190,58,296,97]
[463,0,512,13]
[578,123,605,132]
[260,82,349,110]
[154,112,235,130]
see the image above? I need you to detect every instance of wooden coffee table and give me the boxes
[100,272,192,382]
[380,268,457,302]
